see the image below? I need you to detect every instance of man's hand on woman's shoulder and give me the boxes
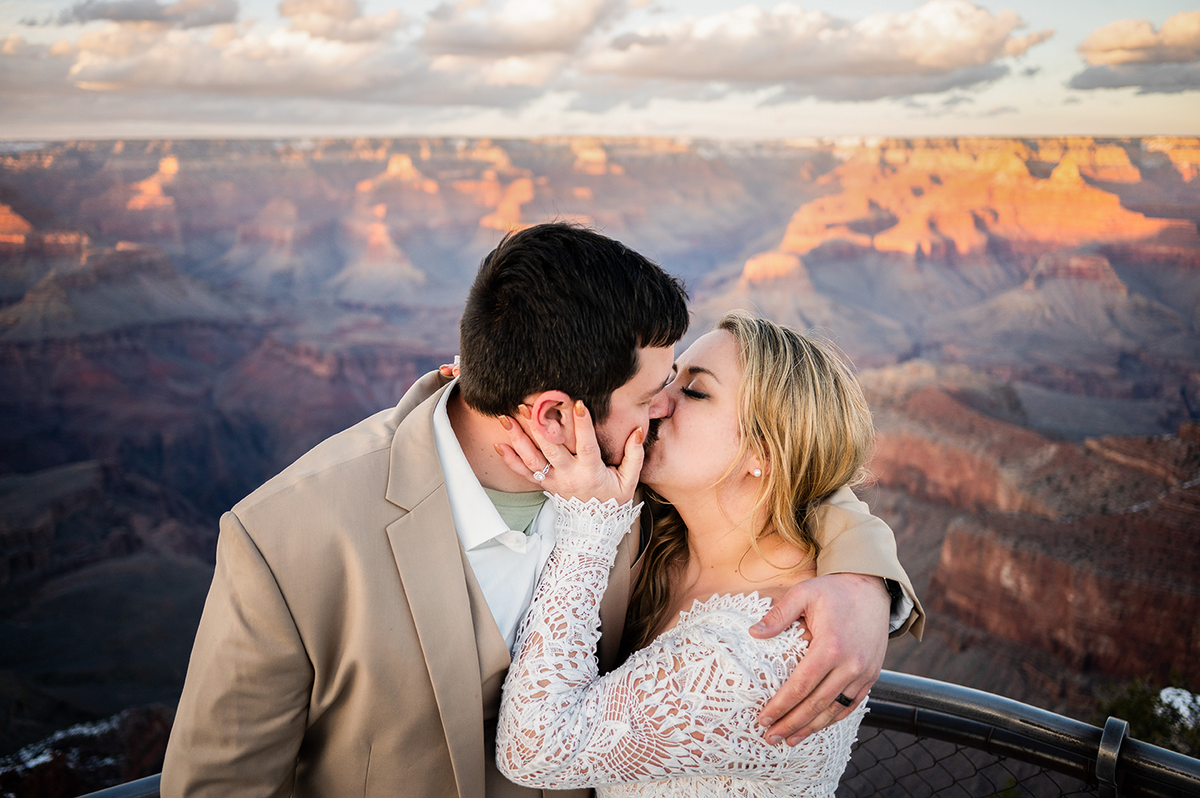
[749,573,890,746]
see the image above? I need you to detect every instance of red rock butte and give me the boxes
[742,137,1200,283]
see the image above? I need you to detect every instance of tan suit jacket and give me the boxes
[163,371,922,798]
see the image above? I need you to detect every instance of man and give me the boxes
[163,223,923,798]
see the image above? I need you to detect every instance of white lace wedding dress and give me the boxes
[496,496,867,797]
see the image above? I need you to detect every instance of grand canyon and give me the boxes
[1,135,1198,790]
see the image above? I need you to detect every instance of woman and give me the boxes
[494,311,875,797]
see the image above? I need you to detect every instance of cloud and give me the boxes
[981,104,1017,116]
[1,0,1078,134]
[768,64,1010,102]
[55,20,539,107]
[430,52,568,87]
[1004,28,1054,57]
[279,0,405,43]
[68,25,380,92]
[54,0,238,28]
[1070,11,1200,94]
[1069,62,1200,94]
[583,0,1053,100]
[1078,11,1200,66]
[1,35,79,96]
[422,0,628,56]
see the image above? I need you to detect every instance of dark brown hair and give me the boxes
[458,222,689,422]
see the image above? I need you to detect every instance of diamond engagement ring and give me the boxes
[532,464,551,482]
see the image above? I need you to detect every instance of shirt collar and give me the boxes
[431,378,526,552]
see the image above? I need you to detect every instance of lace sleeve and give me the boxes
[496,496,865,792]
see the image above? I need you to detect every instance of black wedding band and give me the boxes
[834,693,854,708]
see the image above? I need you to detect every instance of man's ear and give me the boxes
[526,391,577,450]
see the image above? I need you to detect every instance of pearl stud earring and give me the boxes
[752,468,762,477]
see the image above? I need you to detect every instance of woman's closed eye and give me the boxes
[681,386,708,399]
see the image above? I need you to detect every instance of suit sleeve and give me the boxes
[811,487,925,640]
[162,511,314,798]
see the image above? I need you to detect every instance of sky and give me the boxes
[1,0,1198,140]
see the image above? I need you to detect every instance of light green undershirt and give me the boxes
[483,487,548,536]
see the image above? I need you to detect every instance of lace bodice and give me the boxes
[496,496,866,798]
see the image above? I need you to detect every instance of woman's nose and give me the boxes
[649,386,674,419]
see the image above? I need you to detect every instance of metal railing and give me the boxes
[79,671,1200,798]
[840,672,1200,797]
[79,774,161,798]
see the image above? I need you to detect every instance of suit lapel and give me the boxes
[462,555,513,714]
[384,383,486,798]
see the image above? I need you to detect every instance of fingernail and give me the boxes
[493,444,504,456]
[575,400,585,417]
[767,735,782,746]
[759,716,774,728]
[518,404,531,419]
[635,427,645,445]
[750,622,767,634]
[786,736,803,747]
[500,416,512,430]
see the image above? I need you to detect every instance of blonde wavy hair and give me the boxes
[625,311,875,651]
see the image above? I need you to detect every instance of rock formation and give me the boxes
[0,461,213,605]
[862,361,1177,518]
[694,251,913,368]
[771,139,1196,265]
[0,244,240,342]
[211,198,341,296]
[330,202,426,305]
[927,441,1199,683]
[77,157,183,248]
[570,138,626,176]
[0,204,33,253]
[479,177,535,232]
[0,704,175,798]
[923,250,1195,374]
[214,323,451,467]
[1145,137,1200,183]
[0,207,89,303]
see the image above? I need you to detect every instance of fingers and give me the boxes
[494,442,541,484]
[501,414,553,469]
[615,426,645,500]
[762,661,875,745]
[754,572,888,744]
[749,582,810,639]
[491,399,644,503]
[572,401,640,503]
[494,414,564,487]
[570,400,604,467]
[757,640,827,733]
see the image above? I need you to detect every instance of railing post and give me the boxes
[1097,716,1129,798]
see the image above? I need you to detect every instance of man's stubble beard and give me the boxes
[596,417,661,468]
[644,418,661,449]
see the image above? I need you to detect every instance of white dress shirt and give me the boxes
[432,380,557,650]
